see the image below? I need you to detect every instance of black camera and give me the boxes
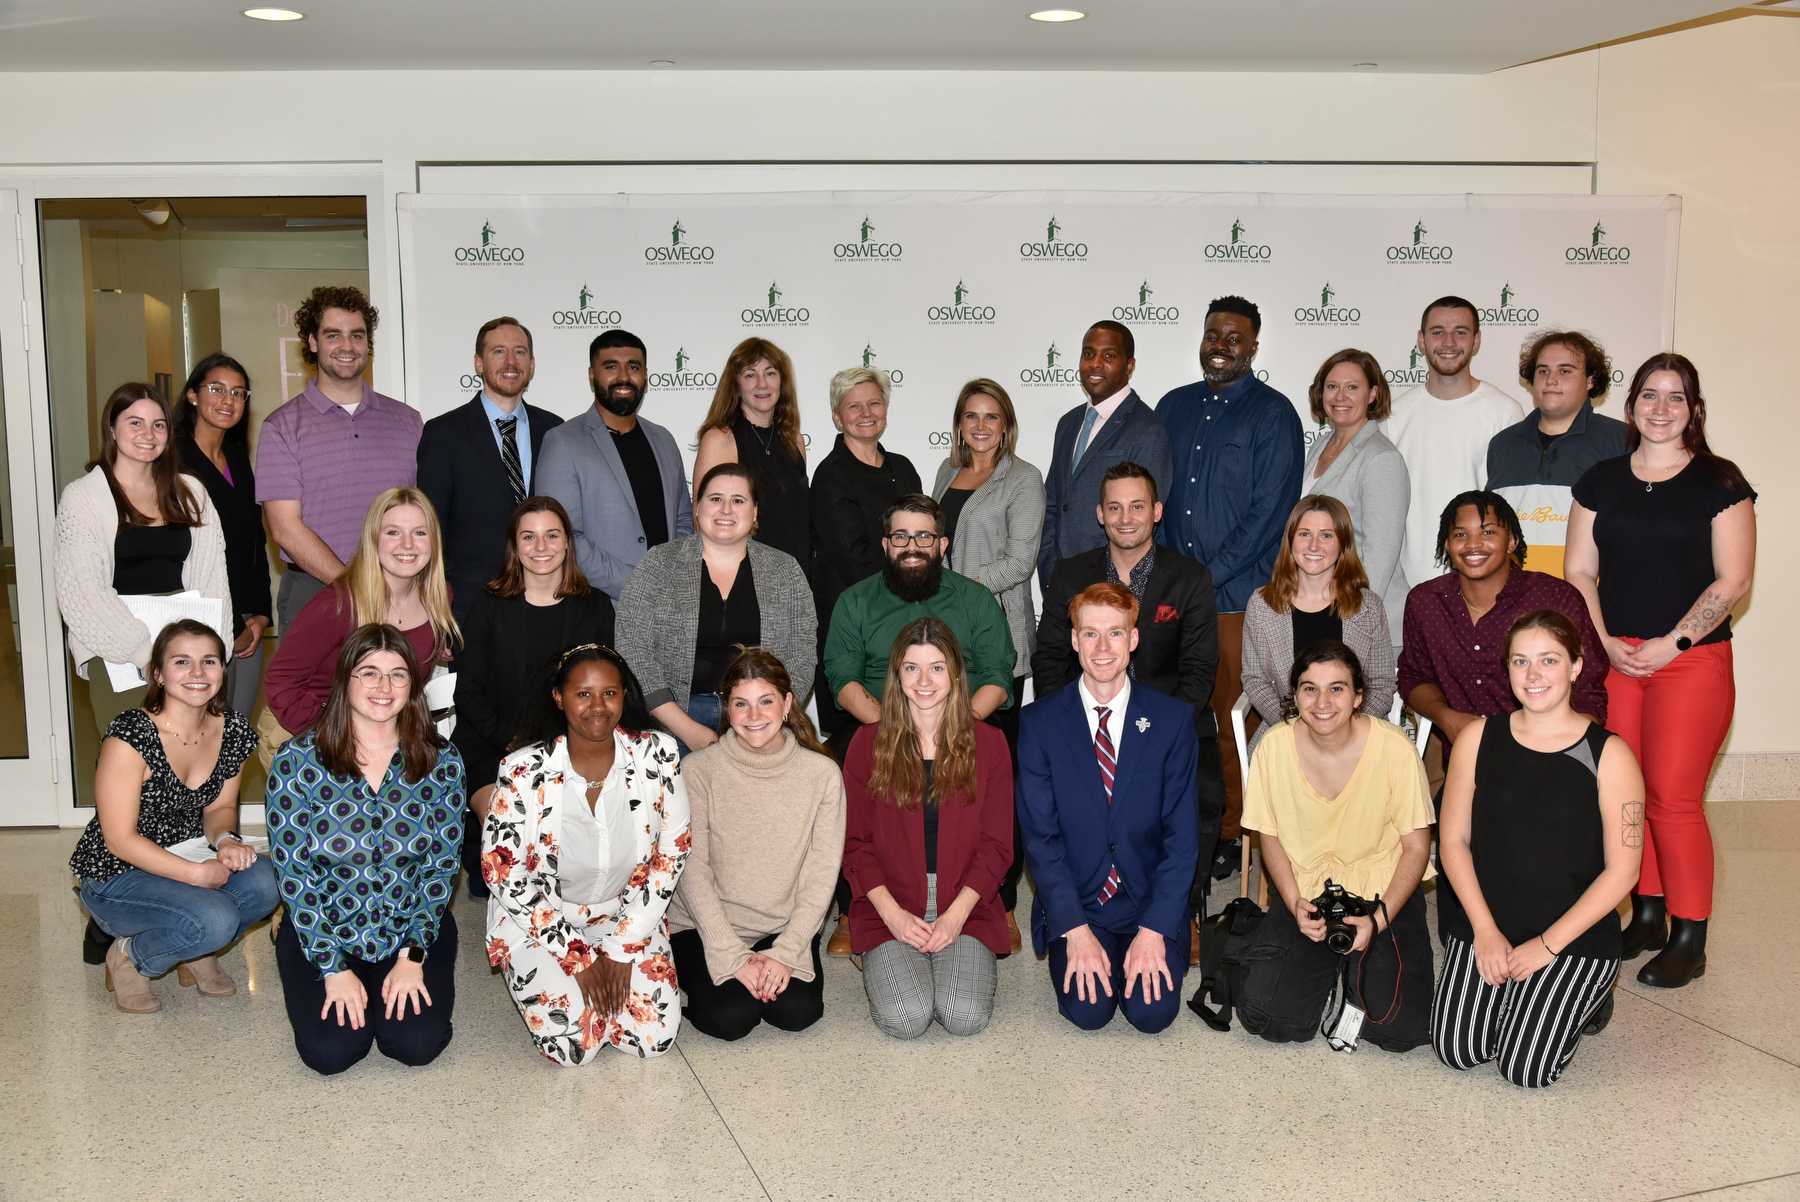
[1310,879,1377,955]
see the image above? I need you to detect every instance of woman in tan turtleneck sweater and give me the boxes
[667,647,845,1041]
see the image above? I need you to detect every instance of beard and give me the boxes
[594,380,644,417]
[882,553,943,603]
[1201,352,1254,389]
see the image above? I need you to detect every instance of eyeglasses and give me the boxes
[352,667,412,691]
[885,531,941,547]
[202,382,251,403]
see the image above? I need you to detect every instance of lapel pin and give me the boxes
[1136,717,1151,733]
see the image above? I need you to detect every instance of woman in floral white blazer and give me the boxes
[482,644,691,1064]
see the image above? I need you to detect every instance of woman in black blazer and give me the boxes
[174,353,271,718]
[452,496,614,894]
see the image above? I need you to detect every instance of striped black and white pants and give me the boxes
[1431,935,1617,1089]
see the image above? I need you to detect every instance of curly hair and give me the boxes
[1519,329,1611,402]
[1434,490,1528,571]
[293,285,378,366]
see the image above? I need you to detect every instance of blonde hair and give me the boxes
[949,379,1019,468]
[332,487,460,661]
[828,366,892,416]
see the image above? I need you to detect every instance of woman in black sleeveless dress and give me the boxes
[1432,608,1644,1088]
[692,338,811,581]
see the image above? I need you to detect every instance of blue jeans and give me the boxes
[675,692,722,757]
[81,859,280,977]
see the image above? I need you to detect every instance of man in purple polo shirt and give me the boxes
[257,286,423,631]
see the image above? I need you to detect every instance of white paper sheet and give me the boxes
[102,591,229,691]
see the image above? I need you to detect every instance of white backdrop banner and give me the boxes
[397,191,1680,483]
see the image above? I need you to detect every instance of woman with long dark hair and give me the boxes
[266,624,465,1075]
[452,496,614,894]
[54,383,230,730]
[482,644,690,1064]
[1565,352,1755,988]
[70,619,277,1013]
[693,337,812,577]
[668,646,843,1041]
[842,618,1013,1038]
[174,353,270,716]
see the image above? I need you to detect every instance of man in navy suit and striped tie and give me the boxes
[1018,581,1200,1033]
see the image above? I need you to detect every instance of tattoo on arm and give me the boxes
[1622,801,1644,849]
[1677,588,1728,638]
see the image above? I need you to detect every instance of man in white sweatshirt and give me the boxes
[1381,295,1524,615]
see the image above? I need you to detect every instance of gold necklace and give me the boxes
[160,718,208,748]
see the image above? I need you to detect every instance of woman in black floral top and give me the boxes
[71,619,277,1014]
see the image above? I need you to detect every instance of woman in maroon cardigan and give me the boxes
[842,617,1013,1039]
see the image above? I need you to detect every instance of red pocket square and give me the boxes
[1154,604,1180,623]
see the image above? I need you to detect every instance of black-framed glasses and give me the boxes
[885,531,940,546]
[202,382,251,403]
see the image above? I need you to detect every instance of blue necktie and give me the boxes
[1072,404,1101,466]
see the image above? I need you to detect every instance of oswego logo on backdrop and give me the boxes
[859,343,904,385]
[1020,215,1088,261]
[742,282,810,327]
[1567,220,1631,265]
[645,219,716,264]
[550,284,623,329]
[1293,282,1361,325]
[834,215,903,261]
[649,347,720,391]
[927,280,996,324]
[1018,342,1081,387]
[455,219,525,265]
[1386,218,1454,264]
[1112,280,1178,325]
[1204,216,1273,263]
[1479,282,1540,326]
[1385,345,1429,387]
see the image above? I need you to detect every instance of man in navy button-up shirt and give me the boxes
[1155,296,1303,877]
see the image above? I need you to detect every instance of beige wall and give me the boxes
[0,12,1793,752]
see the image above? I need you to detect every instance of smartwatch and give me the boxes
[399,946,425,964]
[1674,635,1693,652]
[212,832,241,851]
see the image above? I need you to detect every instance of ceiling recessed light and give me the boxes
[1352,62,1378,69]
[243,8,304,19]
[649,60,675,68]
[1030,10,1085,21]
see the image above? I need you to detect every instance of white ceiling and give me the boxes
[0,0,1741,73]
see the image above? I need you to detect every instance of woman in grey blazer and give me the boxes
[1302,349,1410,644]
[616,463,816,755]
[1242,494,1395,754]
[930,379,1044,948]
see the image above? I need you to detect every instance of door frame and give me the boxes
[0,163,388,826]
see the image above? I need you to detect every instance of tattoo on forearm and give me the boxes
[1622,801,1644,849]
[1677,588,1729,638]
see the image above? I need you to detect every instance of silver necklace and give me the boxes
[745,417,778,457]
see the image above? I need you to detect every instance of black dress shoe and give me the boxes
[1210,838,1241,881]
[1581,991,1614,1036]
[1620,894,1668,960]
[1638,917,1707,988]
[83,918,114,965]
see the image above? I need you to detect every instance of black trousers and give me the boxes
[275,910,458,1075]
[1192,733,1227,915]
[671,927,826,1041]
[1236,889,1432,1052]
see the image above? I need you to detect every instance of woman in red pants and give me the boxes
[1565,353,1756,988]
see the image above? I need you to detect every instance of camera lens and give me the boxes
[1326,928,1355,955]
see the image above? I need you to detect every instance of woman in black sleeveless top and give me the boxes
[693,338,811,581]
[1431,608,1644,1089]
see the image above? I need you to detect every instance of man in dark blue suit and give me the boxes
[1018,581,1200,1033]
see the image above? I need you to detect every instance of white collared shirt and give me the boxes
[1077,675,1132,746]
[557,733,637,907]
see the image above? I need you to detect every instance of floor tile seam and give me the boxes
[1647,1169,1800,1200]
[675,1042,776,1202]
[1618,987,1800,1072]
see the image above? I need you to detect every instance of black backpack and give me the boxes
[1187,895,1267,1031]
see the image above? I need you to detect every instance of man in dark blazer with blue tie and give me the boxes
[1018,581,1201,1034]
[417,316,563,622]
[1037,321,1174,592]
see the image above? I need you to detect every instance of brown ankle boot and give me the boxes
[826,913,853,958]
[177,956,237,997]
[104,938,162,1014]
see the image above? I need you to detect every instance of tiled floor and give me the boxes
[4,802,1797,1202]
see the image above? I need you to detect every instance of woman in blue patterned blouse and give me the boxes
[266,623,465,1075]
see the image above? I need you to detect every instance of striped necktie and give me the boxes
[1094,705,1123,904]
[497,415,526,503]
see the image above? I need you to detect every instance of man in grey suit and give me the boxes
[1037,321,1174,592]
[536,330,693,600]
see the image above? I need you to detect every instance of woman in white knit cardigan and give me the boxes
[55,383,230,730]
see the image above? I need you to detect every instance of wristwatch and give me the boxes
[399,946,425,964]
[211,832,241,850]
[1674,635,1693,652]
